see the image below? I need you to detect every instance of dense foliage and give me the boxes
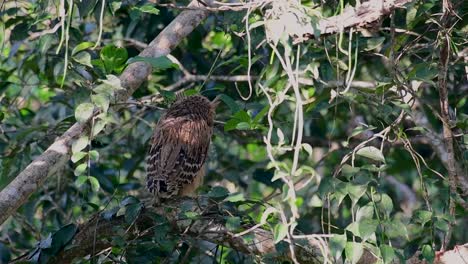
[0,0,466,263]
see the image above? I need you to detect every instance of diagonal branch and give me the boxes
[0,0,211,226]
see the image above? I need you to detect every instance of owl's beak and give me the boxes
[211,95,222,109]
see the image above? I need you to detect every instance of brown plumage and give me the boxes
[146,95,219,202]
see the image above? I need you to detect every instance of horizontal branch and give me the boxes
[165,74,257,91]
[295,0,414,43]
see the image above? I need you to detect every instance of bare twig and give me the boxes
[28,23,61,41]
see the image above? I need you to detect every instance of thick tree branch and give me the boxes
[294,0,414,43]
[0,0,210,226]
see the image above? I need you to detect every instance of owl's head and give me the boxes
[166,95,220,125]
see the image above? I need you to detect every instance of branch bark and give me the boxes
[437,0,459,251]
[0,0,210,226]
[293,0,414,43]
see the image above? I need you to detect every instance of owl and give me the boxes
[146,95,219,203]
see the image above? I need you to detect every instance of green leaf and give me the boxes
[330,234,346,260]
[72,41,94,55]
[71,151,87,163]
[127,56,175,70]
[434,218,449,232]
[72,136,89,153]
[75,176,88,187]
[124,203,142,223]
[380,245,395,264]
[100,45,128,73]
[408,63,438,83]
[356,146,386,163]
[380,194,394,216]
[88,150,99,161]
[333,181,348,206]
[252,105,269,124]
[94,75,124,97]
[363,37,385,51]
[50,224,77,254]
[347,184,367,206]
[342,164,360,176]
[224,110,252,131]
[346,219,377,242]
[92,118,107,137]
[226,216,241,232]
[75,103,94,123]
[345,242,363,264]
[101,206,120,220]
[421,244,435,263]
[136,4,159,14]
[88,176,100,192]
[184,211,199,219]
[383,220,408,239]
[207,186,229,199]
[91,93,110,113]
[218,94,240,113]
[359,219,378,241]
[74,163,87,176]
[414,210,432,226]
[318,177,334,198]
[73,51,93,67]
[121,196,140,206]
[236,122,251,130]
[356,204,374,221]
[273,223,288,243]
[224,192,245,202]
[302,143,313,156]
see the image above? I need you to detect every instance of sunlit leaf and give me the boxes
[72,136,89,153]
[273,223,288,243]
[414,210,432,226]
[330,234,346,260]
[421,244,435,263]
[74,163,87,176]
[88,176,100,192]
[356,146,386,163]
[91,93,110,113]
[88,150,99,162]
[380,244,395,264]
[345,242,363,264]
[75,176,88,187]
[71,151,87,163]
[75,103,94,123]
